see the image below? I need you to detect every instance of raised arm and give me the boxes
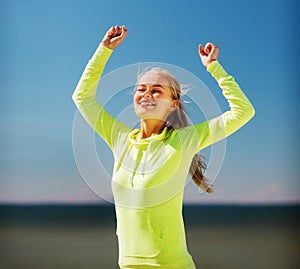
[72,25,130,149]
[179,42,255,152]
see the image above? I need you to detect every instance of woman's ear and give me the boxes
[169,100,179,112]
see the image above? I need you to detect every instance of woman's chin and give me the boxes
[135,111,164,121]
[135,107,154,117]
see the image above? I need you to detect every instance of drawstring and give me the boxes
[129,174,133,187]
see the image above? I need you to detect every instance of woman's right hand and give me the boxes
[101,25,128,50]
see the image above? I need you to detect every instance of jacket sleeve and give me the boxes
[179,60,255,153]
[72,44,131,149]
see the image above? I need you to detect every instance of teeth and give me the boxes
[138,101,155,106]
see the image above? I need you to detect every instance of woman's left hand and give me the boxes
[198,42,219,68]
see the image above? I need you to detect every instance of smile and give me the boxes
[138,100,156,106]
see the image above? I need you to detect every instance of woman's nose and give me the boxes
[143,89,152,98]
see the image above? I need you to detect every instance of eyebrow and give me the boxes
[138,84,166,89]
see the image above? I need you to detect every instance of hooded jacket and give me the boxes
[72,44,255,268]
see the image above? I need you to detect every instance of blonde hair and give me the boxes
[137,67,213,193]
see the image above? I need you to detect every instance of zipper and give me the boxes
[142,138,153,177]
[128,137,153,187]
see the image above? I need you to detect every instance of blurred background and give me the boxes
[0,0,299,268]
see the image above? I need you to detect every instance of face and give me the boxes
[134,72,178,121]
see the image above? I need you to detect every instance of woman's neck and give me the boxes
[140,119,165,139]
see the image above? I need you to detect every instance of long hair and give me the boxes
[137,67,213,193]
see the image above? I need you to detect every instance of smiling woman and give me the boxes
[72,25,255,269]
[134,67,212,193]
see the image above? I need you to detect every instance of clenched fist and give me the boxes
[198,42,219,68]
[102,25,128,50]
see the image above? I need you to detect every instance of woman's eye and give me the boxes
[152,89,161,93]
[137,88,145,92]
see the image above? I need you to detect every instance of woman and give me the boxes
[72,25,255,269]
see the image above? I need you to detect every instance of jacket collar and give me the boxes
[128,126,170,146]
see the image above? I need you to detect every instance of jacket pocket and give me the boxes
[116,207,163,258]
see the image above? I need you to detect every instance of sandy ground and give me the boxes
[0,221,299,269]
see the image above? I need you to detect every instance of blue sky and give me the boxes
[1,0,299,204]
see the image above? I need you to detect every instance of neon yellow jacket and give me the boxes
[72,44,255,268]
